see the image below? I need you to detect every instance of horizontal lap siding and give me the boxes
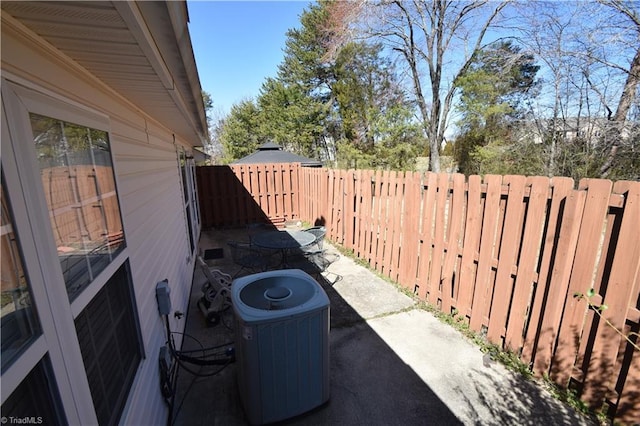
[3,28,195,426]
[110,115,193,426]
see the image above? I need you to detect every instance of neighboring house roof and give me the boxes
[1,1,208,147]
[232,142,323,167]
[192,147,210,164]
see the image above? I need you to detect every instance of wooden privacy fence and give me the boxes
[298,168,639,423]
[197,164,300,228]
[197,163,639,422]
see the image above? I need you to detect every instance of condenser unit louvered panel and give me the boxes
[232,270,330,425]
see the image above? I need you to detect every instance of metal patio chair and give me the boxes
[227,240,279,277]
[285,246,340,282]
[301,226,326,253]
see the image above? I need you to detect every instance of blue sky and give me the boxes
[187,1,313,115]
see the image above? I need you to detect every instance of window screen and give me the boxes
[74,262,141,426]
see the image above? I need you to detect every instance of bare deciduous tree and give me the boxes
[513,1,581,176]
[509,1,639,179]
[325,0,638,178]
[353,0,510,172]
[595,0,640,177]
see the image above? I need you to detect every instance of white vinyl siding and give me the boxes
[1,17,198,426]
[112,109,195,426]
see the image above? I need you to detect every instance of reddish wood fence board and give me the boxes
[398,172,422,291]
[581,181,640,408]
[417,173,438,299]
[532,188,586,376]
[506,176,550,351]
[41,166,122,248]
[441,173,465,314]
[469,175,503,332]
[522,177,575,366]
[456,175,483,318]
[427,173,448,306]
[487,175,527,344]
[197,163,300,228]
[552,179,613,385]
[389,172,404,283]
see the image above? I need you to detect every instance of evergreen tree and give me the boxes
[262,2,335,161]
[454,41,539,174]
[220,0,421,170]
[219,100,265,163]
[258,78,327,159]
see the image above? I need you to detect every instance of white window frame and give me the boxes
[1,78,134,424]
[178,147,200,258]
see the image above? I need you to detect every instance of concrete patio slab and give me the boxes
[171,227,596,426]
[327,254,416,322]
[366,310,591,425]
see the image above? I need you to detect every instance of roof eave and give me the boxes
[114,1,208,146]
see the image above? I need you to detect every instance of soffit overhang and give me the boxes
[1,1,208,147]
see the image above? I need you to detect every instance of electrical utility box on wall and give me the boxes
[156,279,171,315]
[232,269,330,425]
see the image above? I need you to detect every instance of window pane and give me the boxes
[179,149,197,253]
[1,180,41,371]
[1,356,67,425]
[179,149,188,203]
[189,163,200,226]
[30,113,125,301]
[74,262,141,426]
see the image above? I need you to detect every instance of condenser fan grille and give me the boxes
[239,276,316,310]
